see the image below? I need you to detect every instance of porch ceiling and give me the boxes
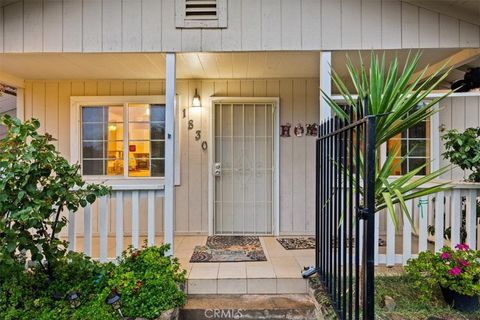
[0,52,320,81]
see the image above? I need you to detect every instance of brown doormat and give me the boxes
[277,237,316,250]
[190,236,267,263]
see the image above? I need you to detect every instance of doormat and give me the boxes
[190,236,267,262]
[277,237,316,250]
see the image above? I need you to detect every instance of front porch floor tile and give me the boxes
[217,279,247,294]
[188,279,217,294]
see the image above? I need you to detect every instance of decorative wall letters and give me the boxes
[280,123,291,137]
[280,123,318,137]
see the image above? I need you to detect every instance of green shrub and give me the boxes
[0,116,109,278]
[442,127,480,182]
[103,243,187,319]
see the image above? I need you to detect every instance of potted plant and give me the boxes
[406,244,480,312]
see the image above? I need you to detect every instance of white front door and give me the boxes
[213,102,275,235]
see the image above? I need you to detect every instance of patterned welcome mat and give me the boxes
[277,237,316,250]
[190,236,267,263]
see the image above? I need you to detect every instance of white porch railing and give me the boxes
[375,181,480,266]
[65,184,165,262]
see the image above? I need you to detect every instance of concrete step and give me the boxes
[179,294,318,320]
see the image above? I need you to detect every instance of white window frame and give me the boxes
[175,0,227,29]
[70,95,180,186]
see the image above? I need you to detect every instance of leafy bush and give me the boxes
[103,243,187,319]
[406,244,480,298]
[0,245,187,320]
[0,252,115,320]
[442,127,480,182]
[0,116,109,278]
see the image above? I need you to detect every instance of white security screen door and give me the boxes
[214,102,275,234]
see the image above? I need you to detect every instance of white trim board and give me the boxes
[208,97,281,236]
[70,95,181,186]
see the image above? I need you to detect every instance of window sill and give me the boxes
[83,177,165,191]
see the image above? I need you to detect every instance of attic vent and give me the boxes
[185,0,217,19]
[176,0,227,29]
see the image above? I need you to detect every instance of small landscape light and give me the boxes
[106,289,123,317]
[66,291,81,309]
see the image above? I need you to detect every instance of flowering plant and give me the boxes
[406,244,480,298]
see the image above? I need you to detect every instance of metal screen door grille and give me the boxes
[214,102,275,235]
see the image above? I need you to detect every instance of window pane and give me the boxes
[129,141,150,155]
[129,123,150,140]
[409,158,426,175]
[108,123,123,141]
[129,103,150,122]
[82,107,104,122]
[151,122,165,140]
[409,122,426,138]
[410,140,426,157]
[106,159,124,176]
[151,105,165,121]
[129,158,150,177]
[83,141,104,158]
[108,106,123,122]
[106,141,123,159]
[83,160,104,175]
[83,123,106,141]
[151,141,165,158]
[151,159,165,177]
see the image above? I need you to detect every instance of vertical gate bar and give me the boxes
[348,109,354,320]
[328,117,333,291]
[342,116,348,319]
[354,115,361,320]
[316,126,320,272]
[321,121,327,281]
[337,117,342,310]
[242,103,245,235]
[334,116,338,303]
[231,104,235,234]
[363,113,376,319]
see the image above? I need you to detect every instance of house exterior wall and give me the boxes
[2,0,479,53]
[23,78,319,235]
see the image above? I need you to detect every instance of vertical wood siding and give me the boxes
[1,0,479,53]
[23,78,319,235]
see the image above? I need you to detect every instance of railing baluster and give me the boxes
[147,190,156,246]
[466,190,477,250]
[418,197,428,252]
[99,195,109,262]
[115,191,124,258]
[434,191,445,252]
[68,210,76,252]
[386,210,395,266]
[132,191,140,249]
[374,213,379,265]
[450,190,461,248]
[402,200,413,265]
[84,204,92,257]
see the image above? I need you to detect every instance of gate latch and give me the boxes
[357,206,369,220]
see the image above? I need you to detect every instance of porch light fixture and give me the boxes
[66,291,81,309]
[192,89,201,108]
[106,289,123,317]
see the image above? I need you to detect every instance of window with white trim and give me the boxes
[81,103,166,177]
[175,0,227,29]
[386,104,431,175]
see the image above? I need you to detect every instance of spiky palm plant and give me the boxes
[323,52,452,227]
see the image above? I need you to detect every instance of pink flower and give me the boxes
[448,266,462,276]
[440,252,450,260]
[455,243,470,251]
[460,260,470,267]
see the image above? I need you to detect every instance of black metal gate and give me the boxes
[315,104,376,319]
